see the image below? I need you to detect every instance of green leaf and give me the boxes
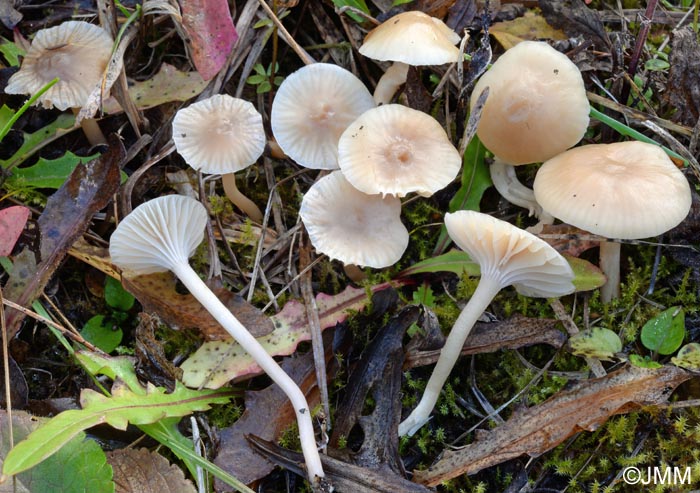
[434,136,491,254]
[640,306,685,355]
[412,284,435,307]
[6,151,101,189]
[256,81,272,94]
[332,0,370,22]
[104,276,135,311]
[644,58,669,71]
[80,315,123,353]
[565,255,607,292]
[392,0,414,5]
[671,343,700,371]
[246,74,267,85]
[568,327,622,361]
[0,113,75,170]
[629,353,663,369]
[3,382,232,476]
[398,249,480,277]
[0,37,24,67]
[75,350,144,394]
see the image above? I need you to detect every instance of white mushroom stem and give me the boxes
[221,173,263,223]
[490,158,543,218]
[399,276,502,437]
[169,261,325,482]
[373,62,409,105]
[73,108,107,147]
[599,240,621,303]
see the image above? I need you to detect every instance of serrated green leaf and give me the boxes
[569,327,622,361]
[629,353,663,369]
[640,306,685,355]
[3,382,232,476]
[80,315,123,353]
[671,343,700,370]
[398,249,480,277]
[75,350,144,394]
[104,276,135,311]
[0,113,75,170]
[6,151,100,189]
[412,284,435,307]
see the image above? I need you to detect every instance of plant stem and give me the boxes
[171,263,325,483]
[398,276,502,437]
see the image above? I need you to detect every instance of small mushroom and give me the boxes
[533,141,692,302]
[271,63,375,170]
[6,20,114,146]
[299,170,408,268]
[358,10,461,104]
[398,211,574,437]
[470,41,589,218]
[172,94,266,222]
[109,195,325,483]
[337,104,461,197]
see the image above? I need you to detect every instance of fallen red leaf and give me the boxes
[0,206,30,256]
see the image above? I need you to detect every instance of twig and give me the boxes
[550,299,607,378]
[256,0,315,65]
[0,287,13,456]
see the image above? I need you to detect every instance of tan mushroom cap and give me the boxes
[172,94,265,174]
[445,210,575,297]
[533,141,692,239]
[5,21,113,111]
[359,11,461,65]
[299,171,408,268]
[271,63,375,169]
[338,104,461,197]
[470,41,589,165]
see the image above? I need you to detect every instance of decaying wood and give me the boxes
[413,364,691,486]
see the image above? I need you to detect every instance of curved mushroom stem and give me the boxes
[490,158,544,218]
[221,173,263,223]
[373,62,409,105]
[343,264,366,283]
[399,276,502,437]
[73,108,107,147]
[171,262,325,482]
[599,240,620,303]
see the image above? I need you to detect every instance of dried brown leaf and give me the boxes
[107,448,196,493]
[539,0,610,49]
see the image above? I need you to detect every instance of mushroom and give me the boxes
[271,63,375,170]
[358,10,461,104]
[5,20,114,146]
[172,94,266,222]
[109,195,325,484]
[299,170,408,268]
[337,104,461,197]
[398,210,574,437]
[533,141,692,302]
[470,41,589,218]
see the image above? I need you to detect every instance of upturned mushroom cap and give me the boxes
[338,104,461,197]
[5,21,113,111]
[271,63,375,169]
[470,41,589,165]
[359,11,461,65]
[299,171,408,268]
[533,141,692,239]
[109,195,207,275]
[172,94,266,174]
[445,210,575,297]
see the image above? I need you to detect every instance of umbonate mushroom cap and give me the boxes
[5,21,113,111]
[359,11,461,65]
[172,94,266,174]
[109,195,208,275]
[271,63,375,169]
[338,104,461,197]
[299,171,408,268]
[445,210,575,297]
[470,40,589,165]
[533,141,692,240]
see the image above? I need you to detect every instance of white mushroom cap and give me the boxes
[359,11,461,65]
[5,21,113,111]
[470,41,589,165]
[533,141,692,239]
[109,195,207,275]
[172,94,266,174]
[299,171,408,268]
[445,210,575,297]
[338,104,461,197]
[271,63,375,169]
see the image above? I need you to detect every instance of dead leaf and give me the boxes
[538,222,599,256]
[413,364,691,486]
[0,205,30,256]
[107,448,196,493]
[3,136,123,338]
[539,0,610,49]
[181,0,238,80]
[490,11,568,50]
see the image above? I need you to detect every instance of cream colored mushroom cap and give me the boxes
[299,171,408,268]
[470,41,589,165]
[109,195,208,275]
[359,11,461,65]
[5,21,113,111]
[271,63,375,169]
[533,141,692,239]
[172,94,265,174]
[445,210,575,297]
[338,104,461,197]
